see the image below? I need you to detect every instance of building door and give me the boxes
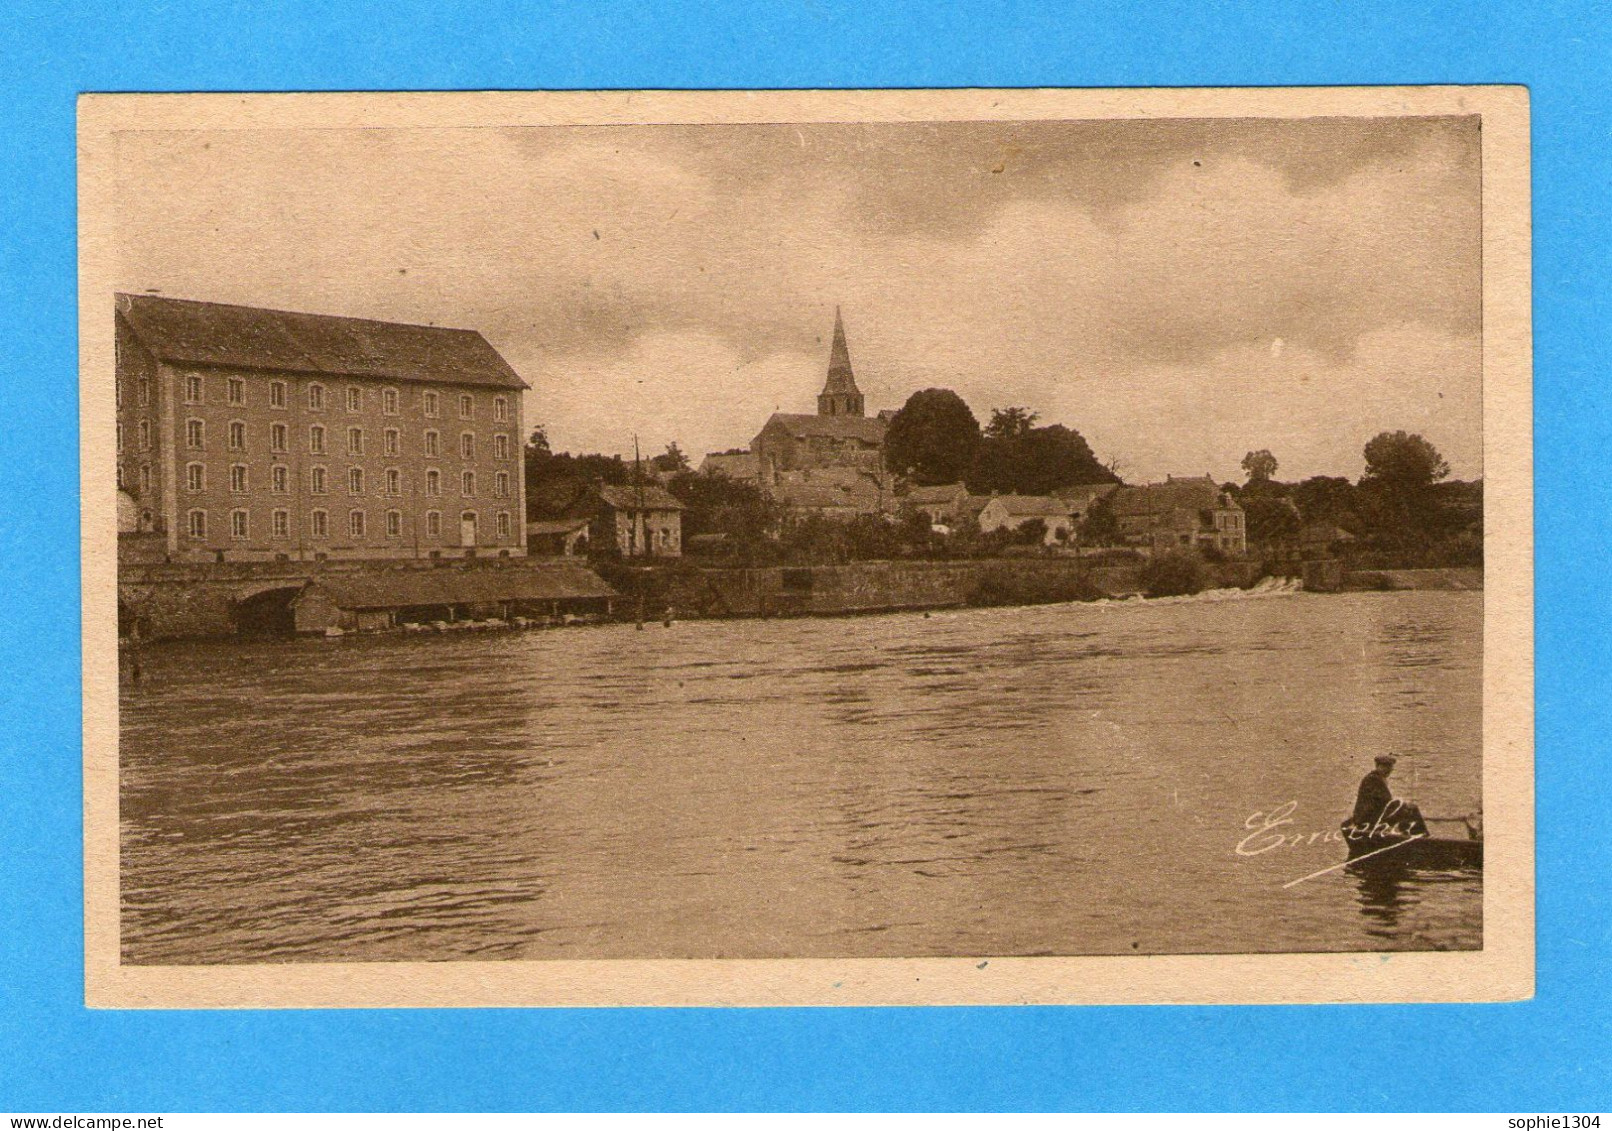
[460,511,477,547]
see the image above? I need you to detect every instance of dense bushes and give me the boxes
[1139,550,1208,598]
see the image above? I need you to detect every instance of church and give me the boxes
[750,308,890,482]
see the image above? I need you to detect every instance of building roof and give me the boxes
[699,451,760,479]
[116,293,527,390]
[1052,482,1120,507]
[596,483,685,511]
[983,494,1073,518]
[305,564,618,609]
[773,481,874,510]
[906,482,969,505]
[756,412,887,445]
[525,518,591,536]
[1110,476,1238,517]
[821,307,861,398]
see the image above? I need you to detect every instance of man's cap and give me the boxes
[1374,754,1398,766]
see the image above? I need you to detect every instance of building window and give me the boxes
[185,374,203,404]
[310,466,327,495]
[347,427,363,456]
[424,429,439,457]
[461,470,475,497]
[423,391,439,418]
[308,424,325,455]
[348,467,364,495]
[310,509,328,538]
[139,465,152,496]
[460,432,475,460]
[347,386,362,413]
[385,468,401,496]
[270,422,288,452]
[495,471,509,498]
[461,511,477,544]
[186,419,204,449]
[272,509,290,538]
[493,396,508,422]
[493,434,509,460]
[497,511,511,539]
[138,375,151,406]
[115,465,124,490]
[425,469,440,496]
[349,509,366,538]
[228,420,246,451]
[230,464,248,493]
[425,510,441,537]
[271,465,289,493]
[384,428,400,456]
[386,509,402,538]
[138,420,151,451]
[459,394,473,419]
[115,422,124,454]
[186,462,204,492]
[227,377,245,406]
[382,388,399,415]
[187,509,207,539]
[270,381,287,408]
[230,509,249,540]
[308,383,325,411]
[115,379,122,409]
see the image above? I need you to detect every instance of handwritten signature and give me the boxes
[1238,800,1427,889]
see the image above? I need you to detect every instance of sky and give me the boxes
[114,115,1483,483]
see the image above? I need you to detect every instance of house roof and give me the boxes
[699,451,760,478]
[1110,477,1238,517]
[1053,482,1120,506]
[773,480,878,510]
[756,412,887,445]
[983,494,1072,518]
[116,293,527,390]
[596,483,685,511]
[525,518,591,536]
[306,564,618,609]
[906,482,968,504]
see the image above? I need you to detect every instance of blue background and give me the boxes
[1,0,1606,1112]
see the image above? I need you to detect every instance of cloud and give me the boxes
[113,116,1482,479]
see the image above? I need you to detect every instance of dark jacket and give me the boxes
[1349,770,1395,828]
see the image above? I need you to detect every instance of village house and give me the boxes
[903,482,974,526]
[525,517,592,557]
[1053,482,1120,526]
[1108,475,1246,555]
[564,482,685,557]
[698,450,761,483]
[977,494,1078,545]
[751,309,888,482]
[115,294,528,562]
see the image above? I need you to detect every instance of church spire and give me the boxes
[817,306,865,417]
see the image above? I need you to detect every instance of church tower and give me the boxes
[816,307,865,418]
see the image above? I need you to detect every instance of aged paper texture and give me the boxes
[80,87,1532,1006]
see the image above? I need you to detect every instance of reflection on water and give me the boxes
[120,589,1481,964]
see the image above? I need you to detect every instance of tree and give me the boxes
[883,388,982,485]
[1362,431,1450,492]
[1241,449,1279,483]
[651,441,690,475]
[1292,476,1357,526]
[1240,495,1302,548]
[984,406,1039,440]
[967,422,1118,496]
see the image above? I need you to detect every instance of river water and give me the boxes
[120,589,1482,964]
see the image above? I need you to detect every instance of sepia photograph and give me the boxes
[78,87,1533,1007]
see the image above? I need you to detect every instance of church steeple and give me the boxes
[817,307,865,417]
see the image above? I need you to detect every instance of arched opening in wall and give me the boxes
[231,587,303,637]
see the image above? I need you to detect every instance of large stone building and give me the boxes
[1109,475,1247,555]
[751,309,888,482]
[115,294,528,562]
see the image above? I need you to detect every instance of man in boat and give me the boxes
[1344,754,1428,844]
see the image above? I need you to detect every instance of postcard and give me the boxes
[79,86,1532,1006]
